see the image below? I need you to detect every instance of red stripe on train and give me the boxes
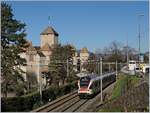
[79,88,88,91]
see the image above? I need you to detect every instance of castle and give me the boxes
[20,26,89,84]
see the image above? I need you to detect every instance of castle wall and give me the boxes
[41,34,58,47]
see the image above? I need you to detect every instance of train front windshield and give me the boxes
[80,77,90,87]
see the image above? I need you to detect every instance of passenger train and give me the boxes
[78,72,116,98]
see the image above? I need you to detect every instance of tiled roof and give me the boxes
[26,43,36,51]
[40,43,52,51]
[37,51,45,57]
[40,26,59,36]
[34,46,40,51]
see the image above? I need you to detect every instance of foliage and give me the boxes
[25,72,38,93]
[1,82,77,112]
[144,54,149,63]
[82,52,118,74]
[111,73,140,100]
[1,2,29,97]
[15,83,27,96]
[66,73,78,83]
[107,41,123,62]
[48,44,76,86]
[82,53,97,73]
[95,41,138,62]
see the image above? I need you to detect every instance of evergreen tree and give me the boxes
[1,2,29,97]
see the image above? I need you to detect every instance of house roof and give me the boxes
[40,26,59,36]
[34,46,40,51]
[26,42,36,51]
[40,43,52,51]
[37,51,45,57]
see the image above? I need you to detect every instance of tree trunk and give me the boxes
[4,83,8,97]
[62,78,65,85]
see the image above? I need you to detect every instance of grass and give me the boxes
[98,73,141,112]
[129,75,140,86]
[111,74,127,100]
[99,107,124,112]
[111,73,140,100]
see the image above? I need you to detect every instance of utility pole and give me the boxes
[126,34,129,68]
[98,61,99,75]
[37,60,42,103]
[48,16,51,25]
[80,59,82,73]
[109,63,111,72]
[67,59,69,76]
[138,13,144,64]
[116,61,118,80]
[100,57,103,102]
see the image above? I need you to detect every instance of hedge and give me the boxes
[1,82,77,112]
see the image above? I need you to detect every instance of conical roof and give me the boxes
[40,26,59,36]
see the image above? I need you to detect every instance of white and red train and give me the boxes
[78,72,116,98]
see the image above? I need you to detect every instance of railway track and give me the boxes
[32,90,77,112]
[33,72,116,112]
[32,90,91,112]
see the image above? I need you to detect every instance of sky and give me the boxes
[7,1,149,53]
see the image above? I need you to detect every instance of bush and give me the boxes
[1,91,40,112]
[1,82,77,112]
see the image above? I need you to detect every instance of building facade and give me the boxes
[21,26,89,84]
[73,47,89,72]
[21,26,58,84]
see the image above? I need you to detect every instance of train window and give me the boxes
[80,77,90,87]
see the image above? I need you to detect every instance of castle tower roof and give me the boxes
[40,26,59,36]
[80,47,88,53]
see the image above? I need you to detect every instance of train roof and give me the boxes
[80,72,116,81]
[93,72,116,81]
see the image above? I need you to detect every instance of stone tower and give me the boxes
[80,47,89,62]
[40,26,59,48]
